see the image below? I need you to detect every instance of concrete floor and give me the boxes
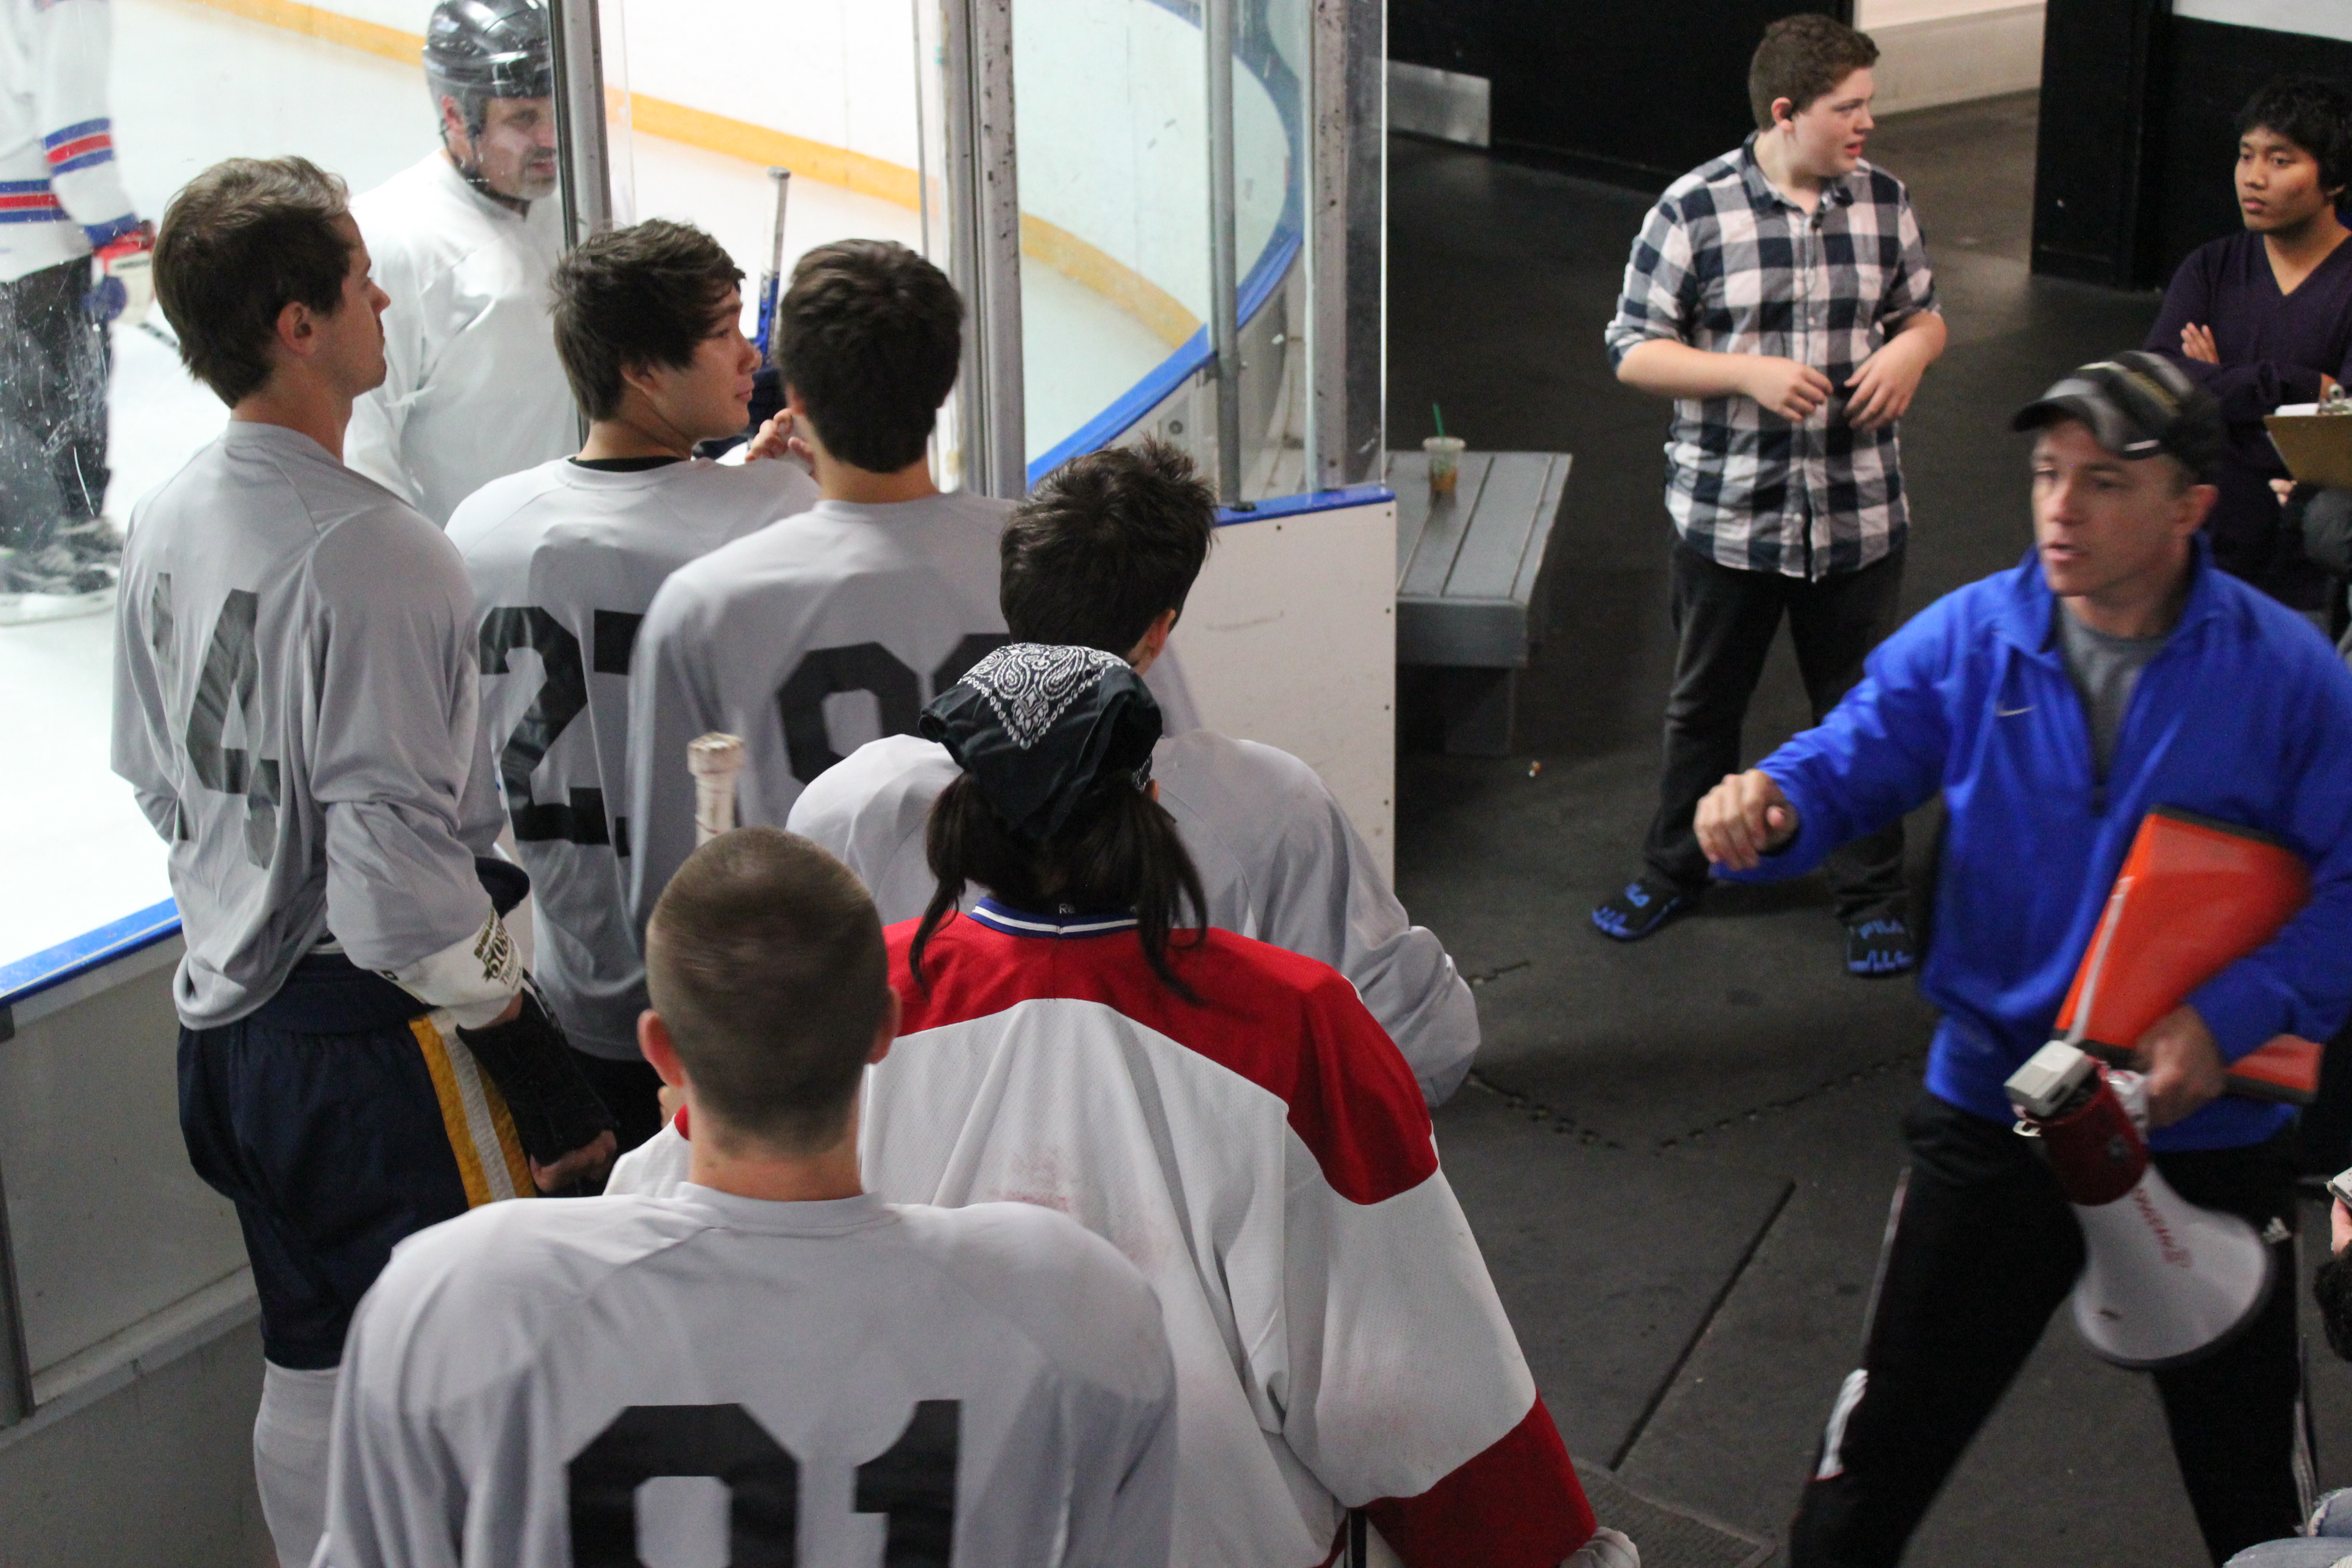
[1389,94,2351,1566]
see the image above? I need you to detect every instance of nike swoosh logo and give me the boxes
[1996,704,2033,717]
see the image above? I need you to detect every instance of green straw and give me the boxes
[1432,403,1447,439]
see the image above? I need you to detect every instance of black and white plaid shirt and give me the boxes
[1605,138,1938,579]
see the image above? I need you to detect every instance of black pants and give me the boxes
[0,257,109,549]
[1790,1095,2303,1567]
[180,1012,476,1369]
[1643,540,1907,921]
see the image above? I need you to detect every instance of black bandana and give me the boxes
[919,643,1161,841]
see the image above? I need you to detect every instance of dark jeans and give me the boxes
[0,257,109,549]
[1790,1095,2304,1568]
[1643,539,1908,922]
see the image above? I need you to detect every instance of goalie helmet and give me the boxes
[423,0,554,133]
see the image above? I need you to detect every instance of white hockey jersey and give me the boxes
[111,422,505,1029]
[348,153,574,526]
[318,1188,1178,1567]
[450,455,819,1058]
[787,731,1480,1104]
[611,904,1596,1568]
[0,0,138,282]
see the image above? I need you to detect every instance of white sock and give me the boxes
[254,1360,339,1568]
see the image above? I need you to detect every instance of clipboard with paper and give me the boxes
[2054,807,2323,1105]
[2264,401,2352,490]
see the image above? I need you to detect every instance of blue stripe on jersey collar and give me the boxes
[968,898,1140,939]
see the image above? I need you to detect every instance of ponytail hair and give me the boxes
[912,774,1207,1000]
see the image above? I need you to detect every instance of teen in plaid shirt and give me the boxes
[1593,14,1946,977]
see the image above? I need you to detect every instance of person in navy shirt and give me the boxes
[2146,76,2352,611]
[1697,354,2352,1566]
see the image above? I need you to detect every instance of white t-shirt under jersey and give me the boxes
[622,491,1199,937]
[786,730,1480,1104]
[450,455,819,1058]
[318,1188,1177,1568]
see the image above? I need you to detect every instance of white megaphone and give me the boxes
[2005,1041,2273,1368]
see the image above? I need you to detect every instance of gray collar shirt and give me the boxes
[1605,136,1940,579]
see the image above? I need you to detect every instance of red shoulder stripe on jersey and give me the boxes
[1361,1398,1594,1568]
[889,916,1436,1205]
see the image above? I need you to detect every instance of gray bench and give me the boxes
[1393,449,1571,755]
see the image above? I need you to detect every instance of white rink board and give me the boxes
[1173,498,1398,881]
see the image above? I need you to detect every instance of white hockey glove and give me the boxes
[1564,1527,1639,1568]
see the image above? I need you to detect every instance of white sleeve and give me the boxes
[308,518,505,984]
[110,552,179,842]
[624,580,723,939]
[1244,755,1481,1106]
[33,0,137,239]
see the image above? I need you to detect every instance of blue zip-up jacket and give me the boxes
[1729,540,2352,1150]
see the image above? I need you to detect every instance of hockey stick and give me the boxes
[754,167,793,366]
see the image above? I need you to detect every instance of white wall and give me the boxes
[1174,499,1397,878]
[1856,0,2046,116]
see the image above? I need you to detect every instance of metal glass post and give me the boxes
[548,0,615,249]
[1304,0,1387,488]
[943,0,1026,498]
[1205,0,1243,506]
[0,1153,33,1427]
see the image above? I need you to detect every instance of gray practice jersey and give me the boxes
[111,423,505,1028]
[787,730,1481,1104]
[450,456,819,1058]
[318,1188,1177,1568]
[624,492,1014,934]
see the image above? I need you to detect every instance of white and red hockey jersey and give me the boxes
[1,0,138,282]
[318,1188,1179,1567]
[612,902,1594,1567]
[785,730,1480,1104]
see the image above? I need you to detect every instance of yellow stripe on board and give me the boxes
[167,0,1205,349]
[410,1014,494,1208]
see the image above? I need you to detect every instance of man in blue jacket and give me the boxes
[1697,352,2352,1566]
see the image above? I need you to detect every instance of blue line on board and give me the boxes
[0,898,181,1013]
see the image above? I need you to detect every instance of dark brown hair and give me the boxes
[1002,440,1216,654]
[775,240,963,473]
[1748,14,1879,132]
[549,218,744,421]
[2239,77,2352,198]
[645,828,890,1154]
[913,775,1206,999]
[153,157,355,405]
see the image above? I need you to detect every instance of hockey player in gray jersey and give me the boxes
[786,441,1482,1105]
[318,827,1178,1568]
[109,158,613,1568]
[451,218,817,1147]
[625,239,1199,936]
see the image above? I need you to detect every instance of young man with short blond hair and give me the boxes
[1597,13,1946,976]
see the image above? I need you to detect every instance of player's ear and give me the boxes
[640,1010,687,1088]
[867,988,900,1066]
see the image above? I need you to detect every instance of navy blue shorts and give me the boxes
[177,955,530,1369]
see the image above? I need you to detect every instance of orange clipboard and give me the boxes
[2055,807,2321,1105]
